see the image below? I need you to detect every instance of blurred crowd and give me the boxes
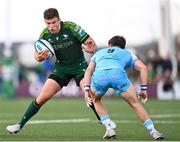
[0,40,180,100]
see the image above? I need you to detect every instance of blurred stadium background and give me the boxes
[0,0,180,100]
[0,0,180,140]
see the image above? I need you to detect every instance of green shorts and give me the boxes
[48,61,88,87]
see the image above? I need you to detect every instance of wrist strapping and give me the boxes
[84,84,90,92]
[141,84,147,91]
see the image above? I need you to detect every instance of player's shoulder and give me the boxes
[126,49,138,60]
[63,21,77,28]
[39,28,50,39]
[126,49,136,55]
[95,47,107,54]
[113,46,131,54]
[63,21,81,33]
[91,48,104,59]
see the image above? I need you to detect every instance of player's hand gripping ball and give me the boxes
[34,39,55,59]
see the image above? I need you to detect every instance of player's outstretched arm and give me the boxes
[82,36,97,53]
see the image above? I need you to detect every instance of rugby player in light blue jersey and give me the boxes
[84,35,164,140]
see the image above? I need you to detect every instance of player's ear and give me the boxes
[108,43,112,47]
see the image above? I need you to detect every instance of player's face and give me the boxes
[44,17,60,34]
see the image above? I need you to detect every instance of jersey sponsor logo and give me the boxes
[56,37,59,41]
[62,34,69,40]
[48,38,52,42]
[53,41,74,50]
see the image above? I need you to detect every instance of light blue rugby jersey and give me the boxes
[91,46,138,70]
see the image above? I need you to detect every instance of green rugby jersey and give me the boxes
[39,21,89,65]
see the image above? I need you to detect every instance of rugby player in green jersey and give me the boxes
[6,8,100,134]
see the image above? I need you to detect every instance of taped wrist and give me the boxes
[84,84,90,92]
[141,84,147,91]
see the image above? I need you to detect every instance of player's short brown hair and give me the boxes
[44,8,60,20]
[108,35,126,49]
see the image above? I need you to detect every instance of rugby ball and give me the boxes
[34,39,55,59]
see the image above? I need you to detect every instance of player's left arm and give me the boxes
[134,59,148,84]
[134,59,149,103]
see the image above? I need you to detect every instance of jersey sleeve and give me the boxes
[129,51,138,68]
[39,28,49,39]
[64,21,89,43]
[90,54,96,63]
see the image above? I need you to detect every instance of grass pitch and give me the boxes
[0,97,180,141]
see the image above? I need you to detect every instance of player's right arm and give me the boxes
[84,60,96,106]
[34,50,49,62]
